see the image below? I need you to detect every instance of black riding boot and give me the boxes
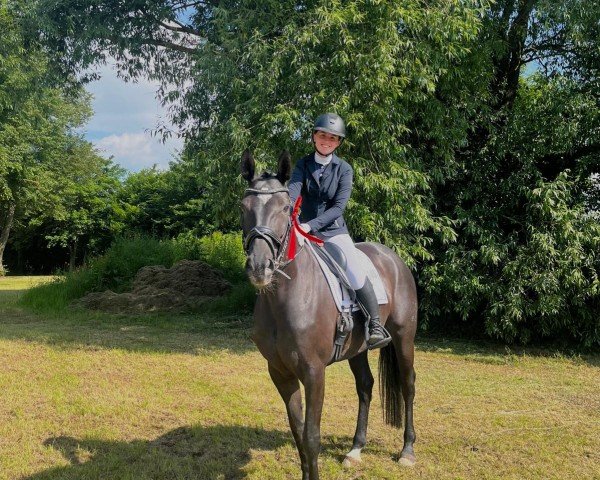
[355,278,392,349]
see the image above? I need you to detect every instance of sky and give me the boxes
[83,64,184,172]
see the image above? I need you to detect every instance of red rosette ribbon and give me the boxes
[286,196,324,260]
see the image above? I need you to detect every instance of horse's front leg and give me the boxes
[343,351,374,467]
[268,364,309,478]
[302,365,326,480]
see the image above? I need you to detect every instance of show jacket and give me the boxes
[288,152,352,238]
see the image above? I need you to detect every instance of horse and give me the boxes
[240,149,417,480]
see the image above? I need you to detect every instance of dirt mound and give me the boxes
[73,260,232,314]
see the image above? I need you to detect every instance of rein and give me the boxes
[287,196,324,259]
[242,187,323,279]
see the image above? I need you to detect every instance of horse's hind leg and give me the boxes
[394,330,417,466]
[343,351,374,467]
[268,364,309,478]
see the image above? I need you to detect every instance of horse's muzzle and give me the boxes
[245,256,275,288]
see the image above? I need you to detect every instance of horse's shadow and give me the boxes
[25,425,301,480]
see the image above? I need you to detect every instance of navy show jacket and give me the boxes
[288,152,352,238]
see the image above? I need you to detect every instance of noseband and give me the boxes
[243,186,292,273]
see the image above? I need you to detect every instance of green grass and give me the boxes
[0,277,598,480]
[19,234,253,315]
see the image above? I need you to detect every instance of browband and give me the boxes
[244,187,289,195]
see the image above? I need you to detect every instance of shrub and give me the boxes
[202,281,256,315]
[90,236,176,292]
[197,231,246,283]
[20,232,251,314]
[171,231,204,263]
[20,235,176,311]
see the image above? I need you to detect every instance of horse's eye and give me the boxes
[283,205,291,214]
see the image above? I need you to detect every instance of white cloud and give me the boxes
[95,132,183,171]
[82,63,184,171]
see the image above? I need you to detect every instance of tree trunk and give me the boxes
[0,202,16,276]
[69,238,79,272]
[462,0,536,157]
[492,0,536,109]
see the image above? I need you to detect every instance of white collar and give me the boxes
[314,152,333,166]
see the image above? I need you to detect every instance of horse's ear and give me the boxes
[276,150,291,184]
[241,149,255,181]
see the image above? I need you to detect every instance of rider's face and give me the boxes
[313,131,341,156]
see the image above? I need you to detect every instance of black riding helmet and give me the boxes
[313,113,346,139]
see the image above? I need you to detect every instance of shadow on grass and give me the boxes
[2,296,598,365]
[0,289,26,301]
[26,425,295,480]
[0,305,257,355]
[417,334,600,367]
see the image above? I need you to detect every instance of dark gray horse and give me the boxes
[241,150,417,480]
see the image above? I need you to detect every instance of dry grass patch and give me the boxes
[0,277,598,479]
[0,276,55,302]
[0,276,55,291]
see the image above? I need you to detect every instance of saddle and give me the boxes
[314,243,354,299]
[307,241,389,364]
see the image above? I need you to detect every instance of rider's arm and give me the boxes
[306,163,353,232]
[288,157,305,206]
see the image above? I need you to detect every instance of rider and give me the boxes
[288,113,391,349]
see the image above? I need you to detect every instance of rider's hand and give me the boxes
[299,223,311,233]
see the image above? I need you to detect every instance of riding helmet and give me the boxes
[313,113,346,138]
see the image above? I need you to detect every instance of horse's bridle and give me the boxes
[242,186,293,276]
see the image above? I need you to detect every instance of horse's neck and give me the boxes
[275,245,318,296]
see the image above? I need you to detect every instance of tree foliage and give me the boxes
[30,0,600,346]
[1,1,128,273]
[118,159,216,238]
[1,1,83,273]
[423,1,600,347]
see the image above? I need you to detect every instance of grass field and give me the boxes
[0,277,598,480]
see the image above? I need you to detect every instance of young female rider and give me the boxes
[288,113,391,349]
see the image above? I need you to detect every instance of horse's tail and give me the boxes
[378,342,403,428]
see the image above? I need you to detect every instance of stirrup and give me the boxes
[367,324,392,350]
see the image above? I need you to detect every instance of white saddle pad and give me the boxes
[305,240,388,312]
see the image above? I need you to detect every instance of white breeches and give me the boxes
[324,234,367,290]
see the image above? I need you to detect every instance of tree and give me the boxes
[422,1,600,346]
[0,0,107,274]
[38,146,126,270]
[33,0,483,259]
[118,156,216,238]
[1,1,41,274]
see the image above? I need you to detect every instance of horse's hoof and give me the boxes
[342,455,362,468]
[398,454,416,467]
[342,449,362,468]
